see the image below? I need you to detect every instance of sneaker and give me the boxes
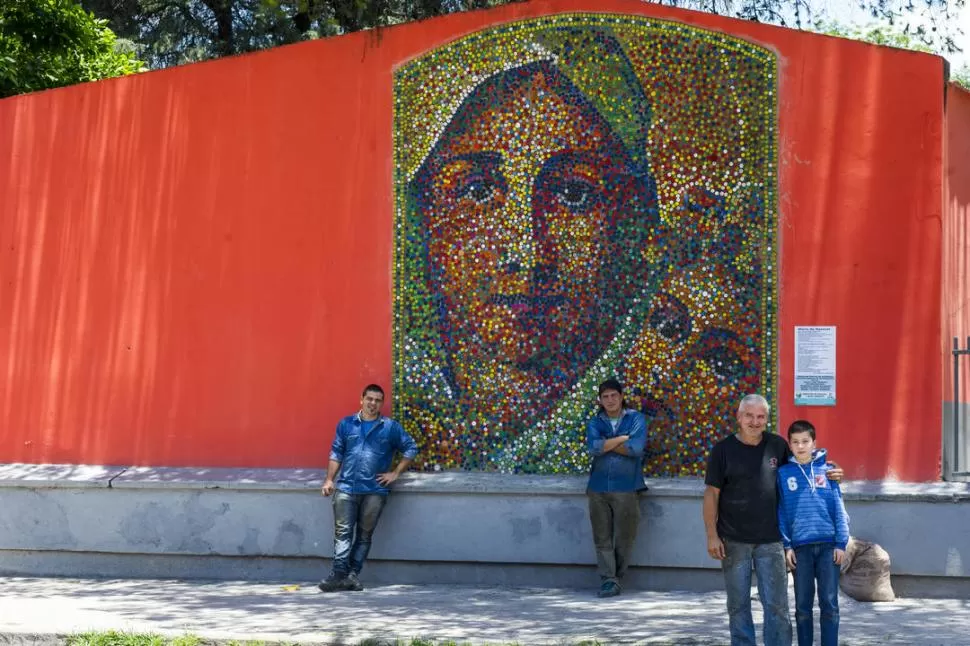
[343,571,364,591]
[597,580,621,598]
[317,573,346,592]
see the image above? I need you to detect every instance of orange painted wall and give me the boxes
[0,0,945,477]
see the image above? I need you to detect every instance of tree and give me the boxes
[954,63,970,90]
[79,0,516,68]
[81,0,965,70]
[814,19,935,52]
[0,0,145,98]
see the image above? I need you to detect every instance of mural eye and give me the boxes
[458,179,496,204]
[699,345,744,381]
[648,294,691,344]
[556,179,594,209]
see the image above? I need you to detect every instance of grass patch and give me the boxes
[66,632,167,646]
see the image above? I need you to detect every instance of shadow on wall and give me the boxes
[779,37,945,481]
[944,83,970,401]
[0,35,393,469]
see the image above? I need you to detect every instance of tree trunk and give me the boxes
[202,0,235,56]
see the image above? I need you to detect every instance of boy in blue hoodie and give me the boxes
[777,420,850,646]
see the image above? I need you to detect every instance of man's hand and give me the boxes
[785,548,797,570]
[834,548,845,565]
[826,461,844,482]
[377,472,399,487]
[707,535,725,560]
[321,480,335,496]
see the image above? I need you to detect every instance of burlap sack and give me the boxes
[840,537,896,601]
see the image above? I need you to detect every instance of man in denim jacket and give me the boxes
[319,384,419,592]
[586,378,648,598]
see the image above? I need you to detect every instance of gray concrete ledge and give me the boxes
[0,464,126,489]
[2,464,970,501]
[1,464,968,590]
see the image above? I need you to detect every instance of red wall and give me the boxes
[0,0,946,477]
[944,83,970,407]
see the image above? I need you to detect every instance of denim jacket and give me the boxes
[330,413,419,495]
[586,408,647,493]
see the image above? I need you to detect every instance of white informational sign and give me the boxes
[794,326,836,406]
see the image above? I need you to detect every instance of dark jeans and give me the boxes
[722,538,792,646]
[587,491,640,584]
[330,491,387,577]
[793,543,840,646]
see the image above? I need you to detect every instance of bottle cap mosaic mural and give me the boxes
[393,13,778,476]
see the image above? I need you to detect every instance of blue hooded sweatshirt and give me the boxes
[776,448,850,550]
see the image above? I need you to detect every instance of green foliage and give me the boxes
[66,631,167,646]
[79,0,965,70]
[0,0,145,97]
[953,63,970,90]
[169,636,204,646]
[812,19,936,53]
[79,0,521,68]
[657,0,964,54]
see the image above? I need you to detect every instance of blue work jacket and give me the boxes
[586,408,647,493]
[330,413,419,495]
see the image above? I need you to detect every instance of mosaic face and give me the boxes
[393,15,777,474]
[414,63,656,437]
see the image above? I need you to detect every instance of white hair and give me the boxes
[737,393,770,416]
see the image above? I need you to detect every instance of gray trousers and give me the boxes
[587,491,641,583]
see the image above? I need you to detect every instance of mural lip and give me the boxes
[3,466,967,502]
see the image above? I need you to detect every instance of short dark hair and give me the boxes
[596,379,627,415]
[362,384,385,398]
[787,419,816,441]
[598,379,623,396]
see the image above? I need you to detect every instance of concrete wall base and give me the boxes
[1,465,968,599]
[0,549,722,591]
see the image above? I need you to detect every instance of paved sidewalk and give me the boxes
[0,577,967,645]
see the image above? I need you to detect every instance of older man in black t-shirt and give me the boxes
[704,394,844,646]
[704,394,792,646]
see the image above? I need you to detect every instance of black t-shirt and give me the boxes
[704,433,792,544]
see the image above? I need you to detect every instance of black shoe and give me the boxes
[318,574,346,592]
[343,572,364,591]
[597,580,621,598]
